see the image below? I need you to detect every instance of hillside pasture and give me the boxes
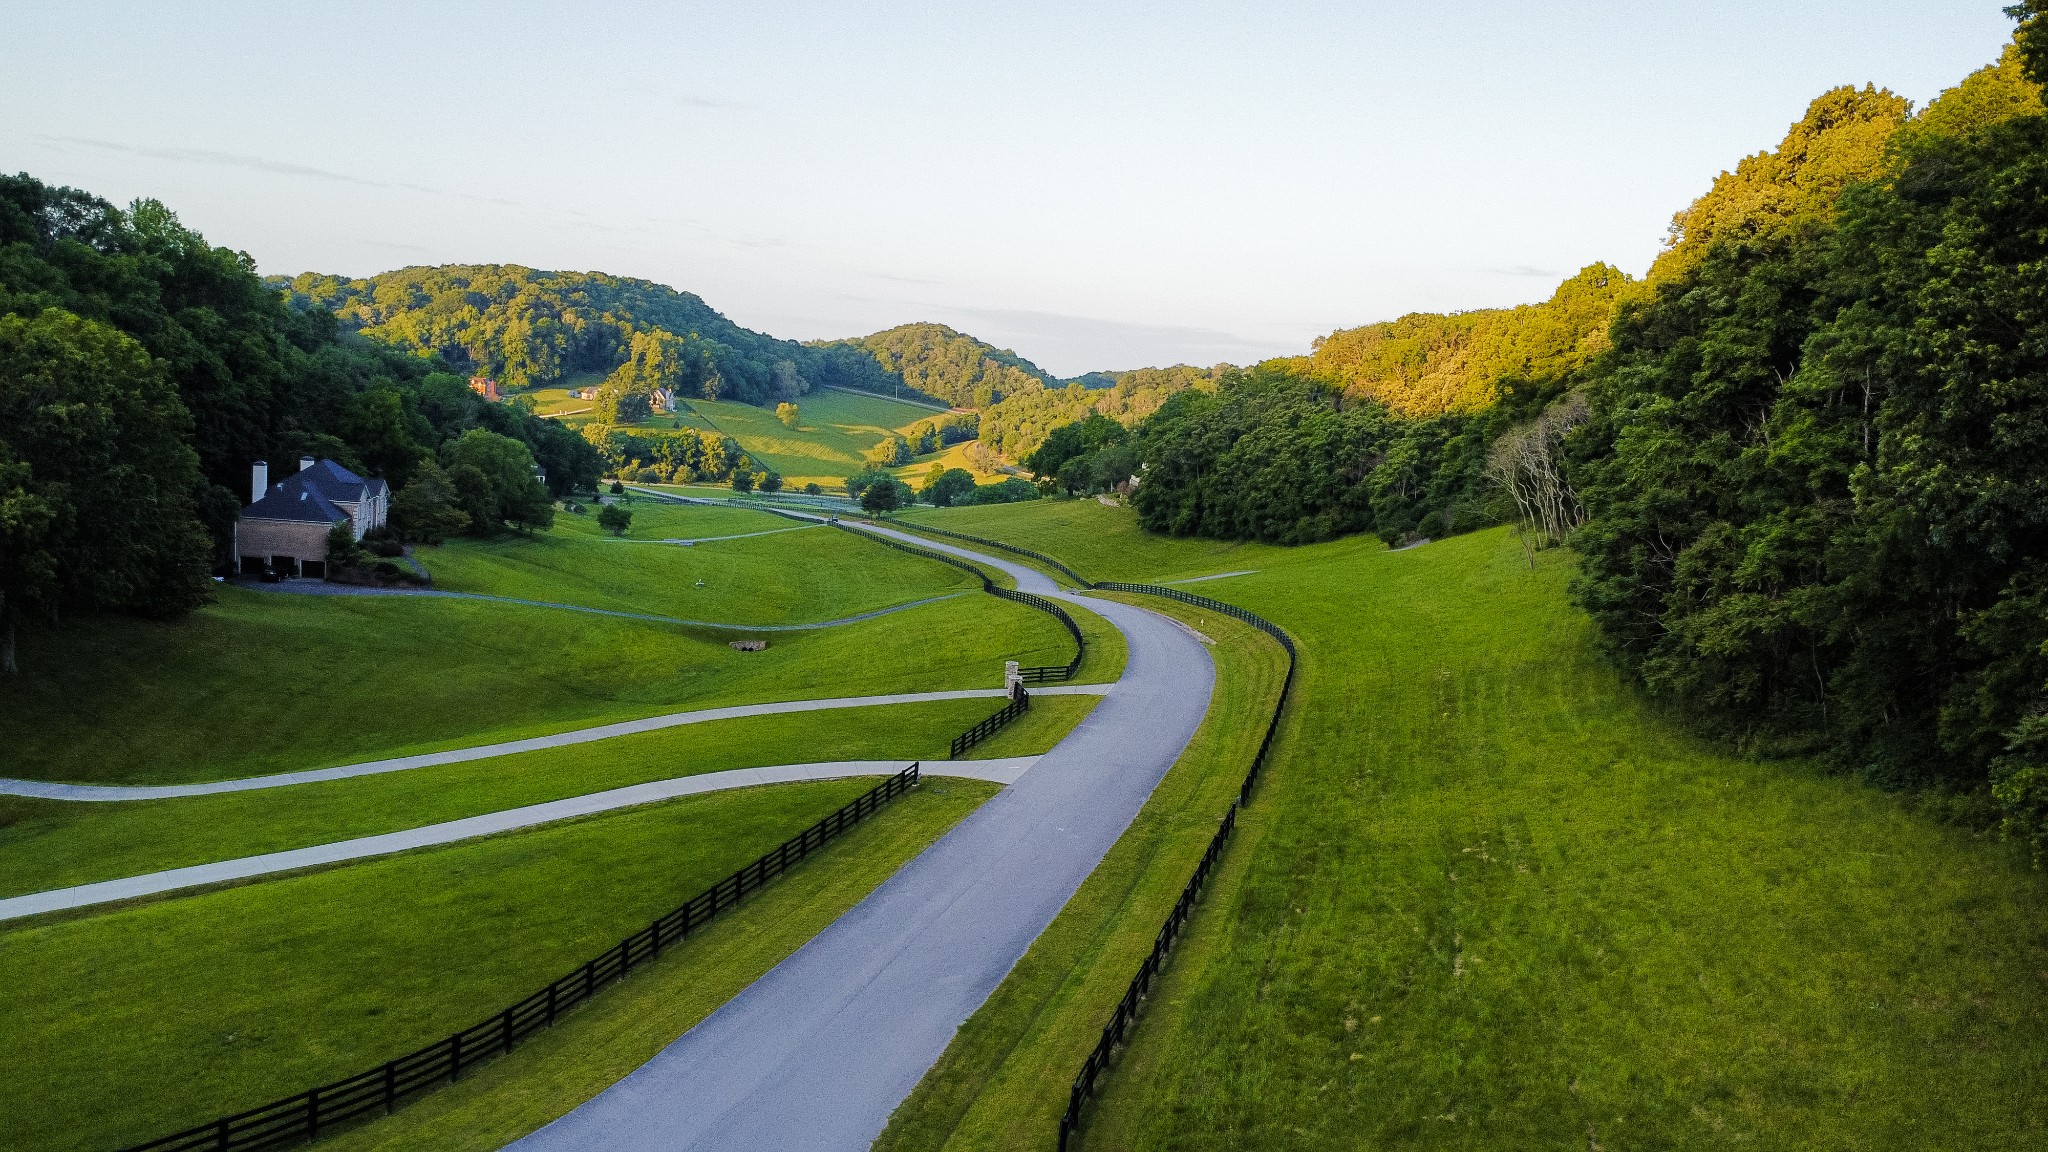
[0,577,1074,787]
[0,778,998,1152]
[414,500,975,624]
[0,693,1101,898]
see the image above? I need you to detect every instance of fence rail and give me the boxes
[890,522,1095,588]
[1056,582,1297,1151]
[831,521,1087,682]
[121,765,924,1152]
[950,689,1029,757]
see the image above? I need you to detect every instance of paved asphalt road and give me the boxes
[510,527,1215,1152]
[0,685,1112,802]
[0,757,1043,923]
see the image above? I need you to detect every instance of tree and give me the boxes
[860,479,903,515]
[730,469,755,493]
[759,471,783,492]
[921,467,978,507]
[964,442,1000,475]
[441,428,554,533]
[324,521,365,573]
[864,435,913,467]
[597,503,633,536]
[0,308,211,673]
[776,402,800,428]
[390,460,470,544]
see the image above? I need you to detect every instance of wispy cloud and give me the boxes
[38,135,522,207]
[1486,264,1559,278]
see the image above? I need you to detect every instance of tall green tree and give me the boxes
[0,308,211,672]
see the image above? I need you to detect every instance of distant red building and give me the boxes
[468,376,501,401]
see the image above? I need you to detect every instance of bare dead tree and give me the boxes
[1486,392,1590,568]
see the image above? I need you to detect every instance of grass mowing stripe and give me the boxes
[0,779,997,1152]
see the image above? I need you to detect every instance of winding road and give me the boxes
[509,525,1216,1152]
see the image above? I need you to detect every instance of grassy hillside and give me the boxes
[0,778,998,1152]
[415,501,973,623]
[0,504,1081,786]
[0,693,1099,897]
[879,513,2048,1150]
[896,497,1286,584]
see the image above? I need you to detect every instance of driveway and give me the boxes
[510,526,1215,1151]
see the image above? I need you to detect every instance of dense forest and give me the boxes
[0,179,602,669]
[277,265,820,407]
[805,322,1055,409]
[1062,23,2048,854]
[978,365,1222,462]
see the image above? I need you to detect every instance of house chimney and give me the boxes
[299,456,316,473]
[251,460,268,505]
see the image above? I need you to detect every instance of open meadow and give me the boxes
[875,499,2048,1152]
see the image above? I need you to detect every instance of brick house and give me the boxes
[235,457,390,578]
[469,376,501,401]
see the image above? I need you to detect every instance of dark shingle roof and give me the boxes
[294,459,387,505]
[244,482,349,524]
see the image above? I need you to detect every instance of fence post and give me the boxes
[449,1032,463,1083]
[502,1006,515,1053]
[307,1086,320,1137]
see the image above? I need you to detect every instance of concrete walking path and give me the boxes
[0,685,1113,802]
[0,758,1041,923]
[511,524,1216,1152]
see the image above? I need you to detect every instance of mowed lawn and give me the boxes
[1065,529,2048,1150]
[0,693,1100,898]
[0,568,1073,788]
[414,500,972,624]
[864,506,2048,1150]
[896,497,1288,585]
[0,778,999,1152]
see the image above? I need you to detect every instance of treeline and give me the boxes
[1571,39,2048,827]
[0,176,601,668]
[980,365,1221,462]
[1288,262,1632,417]
[806,323,1052,409]
[278,265,819,407]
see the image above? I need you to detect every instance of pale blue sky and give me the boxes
[0,2,2020,375]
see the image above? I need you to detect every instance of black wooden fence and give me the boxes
[120,765,923,1152]
[950,689,1029,757]
[830,521,1087,683]
[1054,583,1298,1151]
[889,522,1095,589]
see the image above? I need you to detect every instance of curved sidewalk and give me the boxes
[0,758,1040,923]
[0,685,1112,802]
[512,525,1216,1152]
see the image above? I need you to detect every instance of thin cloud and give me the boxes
[1486,264,1560,278]
[39,135,522,207]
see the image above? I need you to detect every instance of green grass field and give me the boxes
[415,500,973,623]
[0,568,1074,786]
[640,389,942,487]
[875,517,2048,1150]
[0,778,998,1152]
[0,694,1098,898]
[896,497,1285,585]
